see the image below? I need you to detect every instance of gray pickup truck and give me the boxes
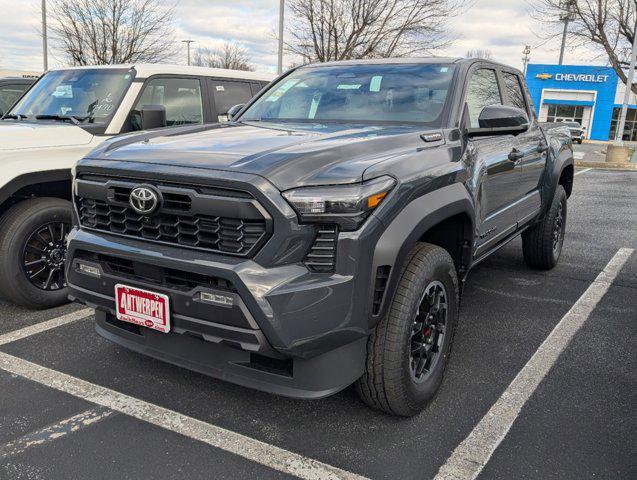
[66,58,573,416]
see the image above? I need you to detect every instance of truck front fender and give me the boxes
[370,182,474,325]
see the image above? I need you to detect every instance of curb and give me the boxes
[575,160,637,171]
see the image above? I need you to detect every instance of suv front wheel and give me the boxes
[356,243,459,416]
[0,198,73,309]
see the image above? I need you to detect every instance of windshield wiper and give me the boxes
[34,114,81,125]
[1,113,28,121]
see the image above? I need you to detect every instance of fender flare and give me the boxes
[0,169,72,208]
[370,183,475,324]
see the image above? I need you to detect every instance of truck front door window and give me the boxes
[465,69,502,128]
[133,77,203,130]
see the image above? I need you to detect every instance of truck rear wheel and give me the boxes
[0,198,72,309]
[355,243,458,416]
[522,185,567,270]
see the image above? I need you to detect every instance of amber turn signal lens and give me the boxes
[367,191,388,209]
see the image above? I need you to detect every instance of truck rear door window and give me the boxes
[210,80,254,121]
[502,72,527,112]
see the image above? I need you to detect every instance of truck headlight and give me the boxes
[282,176,395,231]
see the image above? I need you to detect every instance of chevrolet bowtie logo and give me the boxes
[536,73,553,80]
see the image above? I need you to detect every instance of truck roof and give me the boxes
[47,63,275,82]
[302,57,524,75]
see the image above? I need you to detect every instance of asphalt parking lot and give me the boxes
[0,167,635,480]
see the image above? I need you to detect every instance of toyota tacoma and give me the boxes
[66,58,574,416]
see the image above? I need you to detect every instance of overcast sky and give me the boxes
[0,0,601,74]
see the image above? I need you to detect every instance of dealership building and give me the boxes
[525,63,637,141]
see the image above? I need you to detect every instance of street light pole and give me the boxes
[277,0,285,75]
[522,45,531,76]
[558,0,575,65]
[42,0,48,71]
[182,40,195,66]
[614,19,637,144]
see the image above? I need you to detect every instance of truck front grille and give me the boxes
[75,176,270,257]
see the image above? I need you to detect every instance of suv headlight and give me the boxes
[282,176,396,231]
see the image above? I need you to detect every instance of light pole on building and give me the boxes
[277,0,285,75]
[42,0,48,71]
[182,40,195,66]
[614,19,637,144]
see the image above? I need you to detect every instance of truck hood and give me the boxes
[92,122,423,190]
[0,121,95,150]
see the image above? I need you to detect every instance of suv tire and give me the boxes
[355,243,459,416]
[522,185,567,270]
[0,198,73,309]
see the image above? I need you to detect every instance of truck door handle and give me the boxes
[508,148,524,161]
[537,141,549,153]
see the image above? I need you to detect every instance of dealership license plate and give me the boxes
[115,284,170,333]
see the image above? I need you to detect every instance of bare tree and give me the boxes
[286,0,462,63]
[48,0,177,65]
[531,0,637,94]
[466,48,493,60]
[192,42,254,71]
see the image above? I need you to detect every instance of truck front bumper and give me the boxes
[66,222,380,399]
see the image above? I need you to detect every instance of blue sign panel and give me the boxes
[526,64,619,141]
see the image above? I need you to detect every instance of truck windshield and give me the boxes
[8,68,134,125]
[240,63,456,126]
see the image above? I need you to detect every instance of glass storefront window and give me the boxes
[546,104,584,125]
[610,107,637,141]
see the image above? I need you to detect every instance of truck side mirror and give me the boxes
[467,105,529,137]
[140,104,167,130]
[227,104,245,121]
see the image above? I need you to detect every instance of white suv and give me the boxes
[0,64,273,308]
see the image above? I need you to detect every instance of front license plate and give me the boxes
[115,284,170,333]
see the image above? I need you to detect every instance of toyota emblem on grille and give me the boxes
[129,185,160,215]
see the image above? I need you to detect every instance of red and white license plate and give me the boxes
[115,284,170,333]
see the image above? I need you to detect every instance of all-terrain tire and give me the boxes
[355,243,459,417]
[522,185,567,270]
[0,198,73,309]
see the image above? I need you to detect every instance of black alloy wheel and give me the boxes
[22,221,70,291]
[410,281,448,383]
[552,200,565,256]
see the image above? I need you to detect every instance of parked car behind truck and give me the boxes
[66,58,574,416]
[0,64,273,309]
[0,77,36,117]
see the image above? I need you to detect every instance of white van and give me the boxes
[0,64,274,309]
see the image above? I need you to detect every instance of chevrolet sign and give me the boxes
[536,72,609,83]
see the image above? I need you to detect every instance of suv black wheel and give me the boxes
[355,243,459,416]
[522,185,567,270]
[0,198,73,309]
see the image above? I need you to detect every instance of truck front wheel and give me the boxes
[355,243,459,416]
[0,198,72,309]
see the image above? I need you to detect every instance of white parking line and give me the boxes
[0,308,93,346]
[0,407,114,459]
[434,247,633,480]
[0,352,367,480]
[575,167,592,176]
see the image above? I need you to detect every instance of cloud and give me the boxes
[0,0,603,75]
